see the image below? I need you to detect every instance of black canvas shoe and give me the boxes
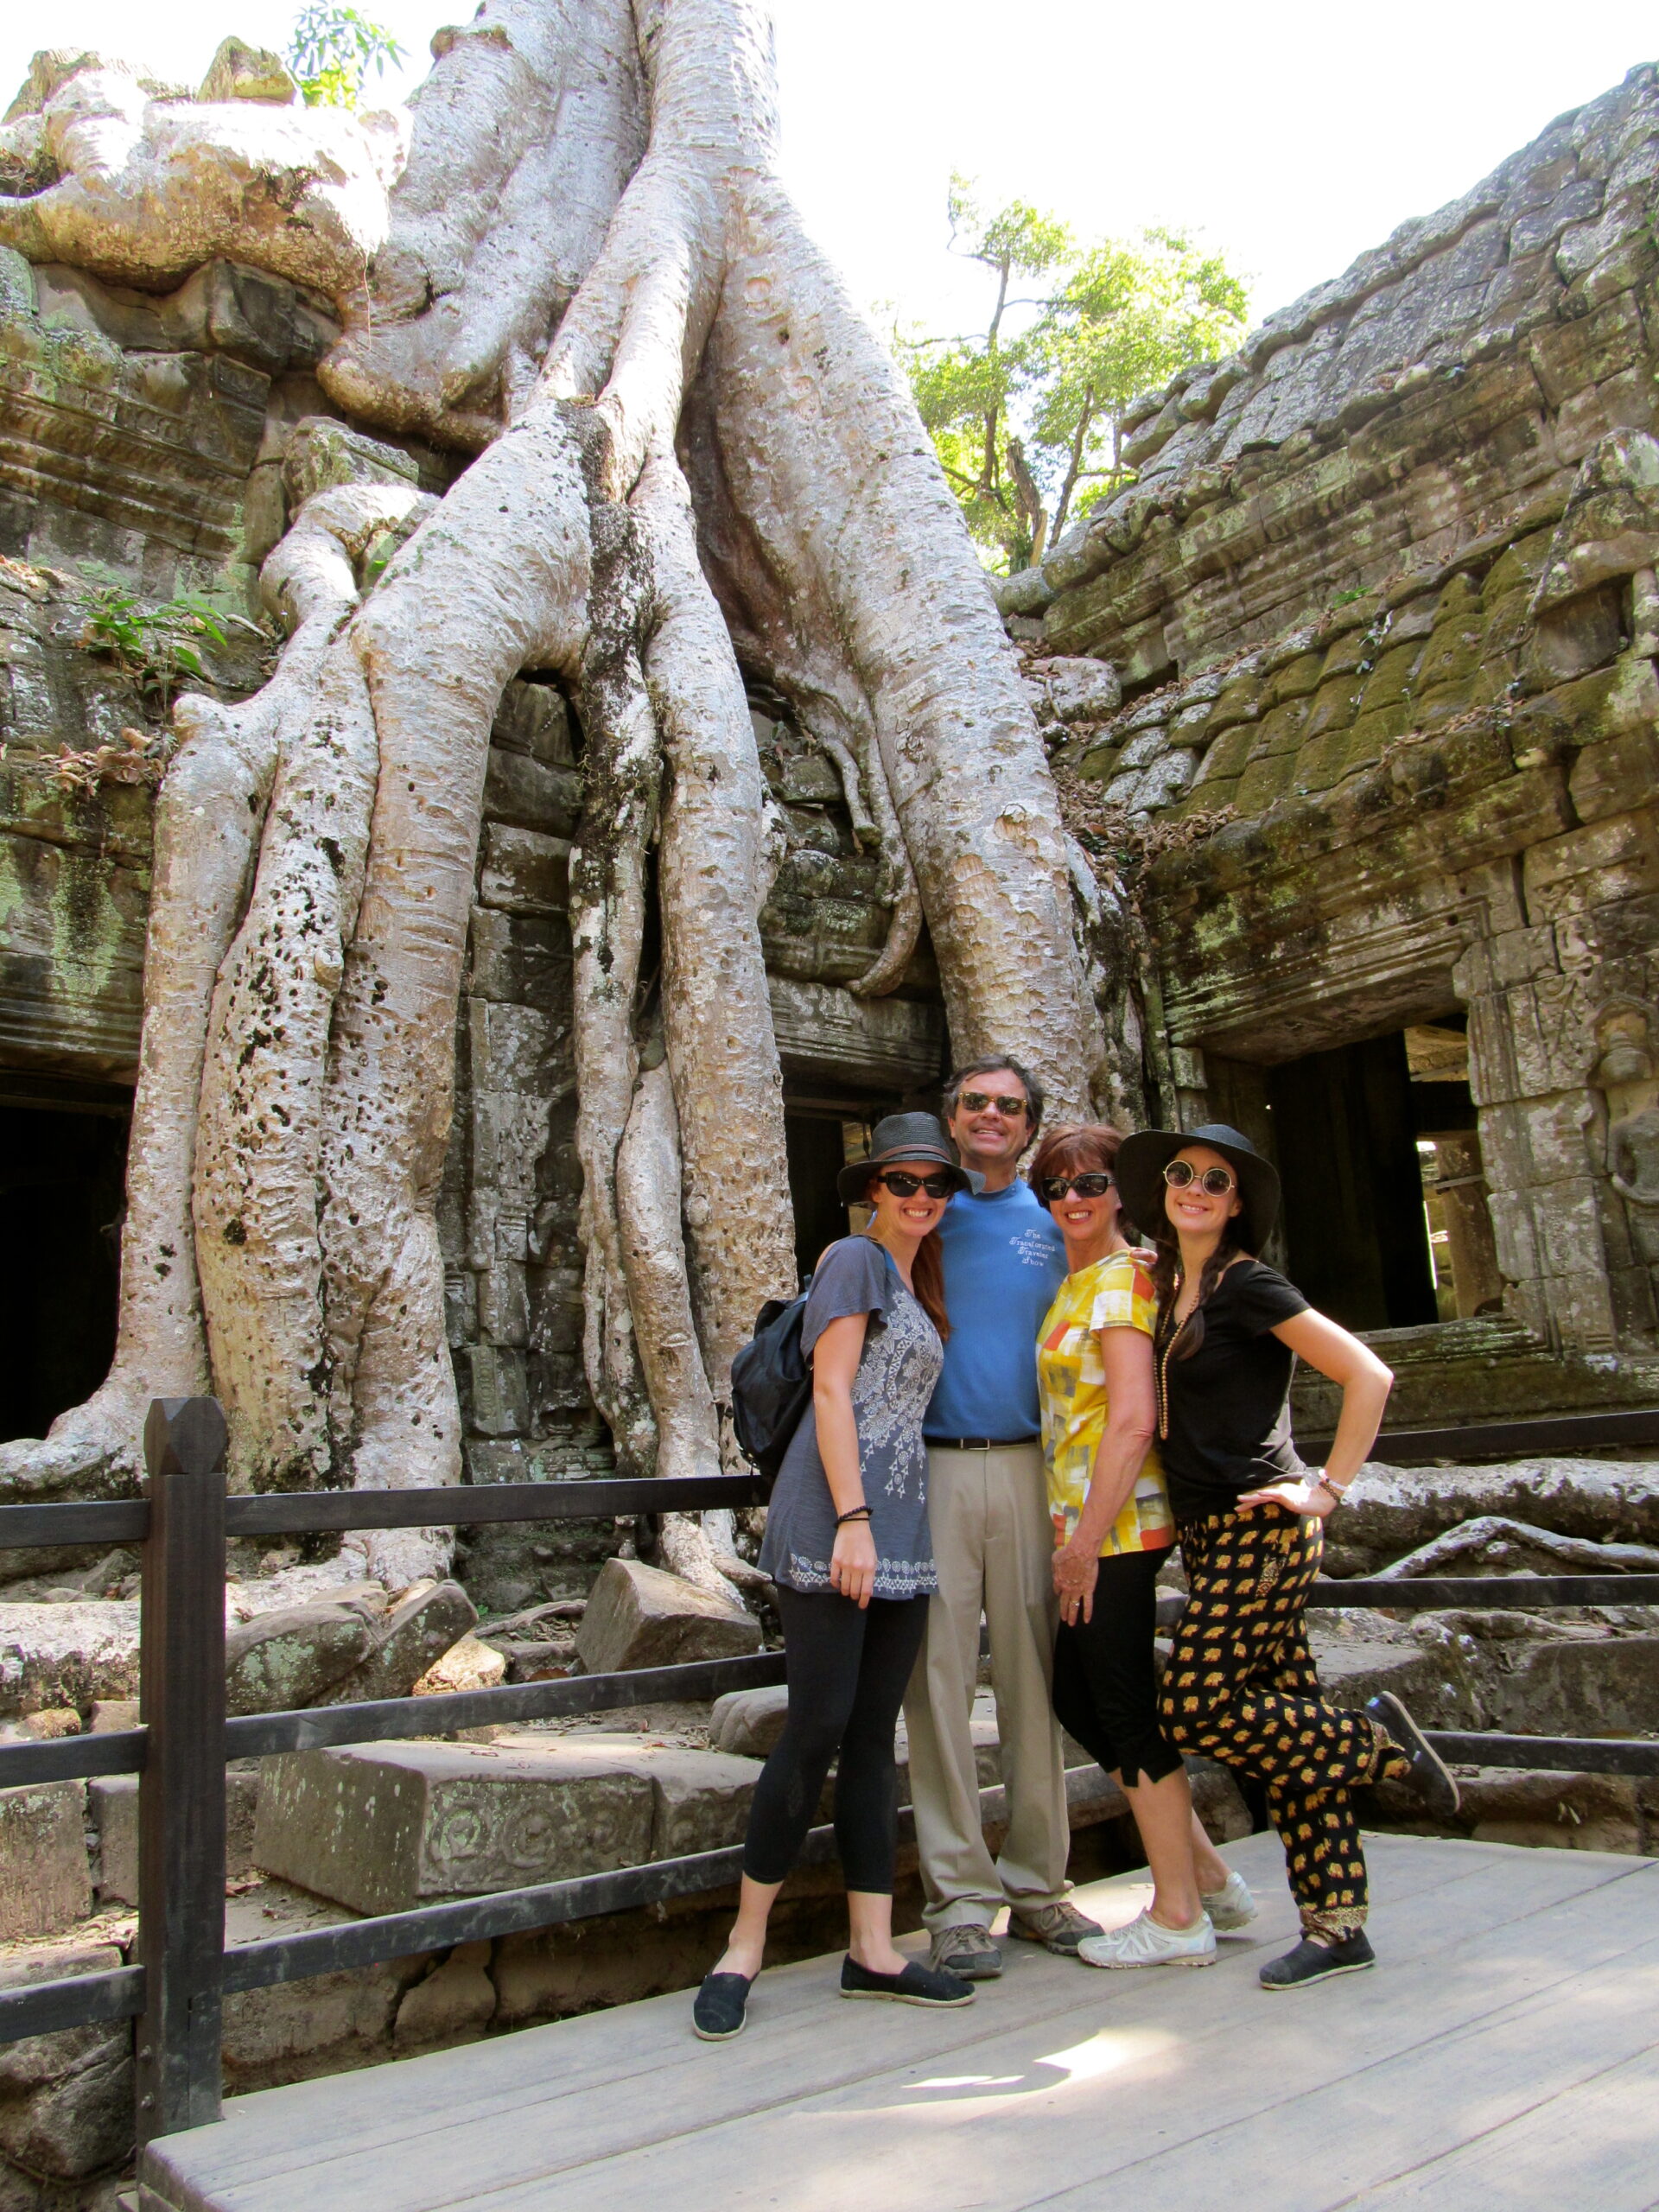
[692,1971,753,2040]
[840,1955,976,2007]
[1365,1690,1462,1820]
[1259,1930,1376,1991]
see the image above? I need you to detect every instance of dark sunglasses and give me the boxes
[1039,1173,1115,1201]
[1164,1160,1236,1196]
[873,1170,956,1199]
[957,1089,1028,1118]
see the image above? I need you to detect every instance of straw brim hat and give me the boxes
[836,1111,985,1205]
[1114,1122,1281,1251]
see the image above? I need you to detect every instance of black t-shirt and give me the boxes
[1157,1259,1311,1520]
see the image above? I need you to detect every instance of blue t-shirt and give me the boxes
[925,1182,1067,1441]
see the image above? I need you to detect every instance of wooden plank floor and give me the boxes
[141,1833,1659,2212]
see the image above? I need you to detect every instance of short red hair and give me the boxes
[1027,1121,1124,1190]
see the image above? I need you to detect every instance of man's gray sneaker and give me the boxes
[1007,1900,1103,1955]
[930,1923,1002,1979]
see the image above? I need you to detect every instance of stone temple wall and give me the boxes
[1008,64,1659,1392]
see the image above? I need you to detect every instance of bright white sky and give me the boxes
[6,2,1657,341]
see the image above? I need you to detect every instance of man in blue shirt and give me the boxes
[904,1054,1102,1978]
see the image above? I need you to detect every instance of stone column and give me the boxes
[1424,1132,1505,1318]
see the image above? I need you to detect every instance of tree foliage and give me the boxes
[898,179,1249,571]
[286,3,405,108]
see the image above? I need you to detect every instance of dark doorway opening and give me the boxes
[0,1096,129,1442]
[784,1096,897,1290]
[1268,1032,1438,1332]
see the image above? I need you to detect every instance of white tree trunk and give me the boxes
[1,1,1103,1568]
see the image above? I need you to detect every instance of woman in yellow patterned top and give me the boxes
[1032,1122,1252,1970]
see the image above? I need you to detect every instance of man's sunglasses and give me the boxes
[873,1170,957,1199]
[1039,1173,1115,1201]
[1164,1160,1236,1196]
[957,1090,1029,1118]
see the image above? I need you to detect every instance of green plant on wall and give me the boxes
[285,3,405,109]
[896,181,1249,573]
[75,575,233,713]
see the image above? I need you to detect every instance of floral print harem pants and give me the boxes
[1160,1502,1410,1941]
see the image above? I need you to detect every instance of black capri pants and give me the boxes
[742,1586,930,1892]
[1051,1545,1183,1789]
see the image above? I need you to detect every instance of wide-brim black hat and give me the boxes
[837,1111,985,1204]
[1115,1122,1281,1250]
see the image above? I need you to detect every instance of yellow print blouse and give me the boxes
[1037,1249,1174,1557]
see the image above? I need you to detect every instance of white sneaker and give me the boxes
[1201,1870,1258,1932]
[1077,1910,1217,1969]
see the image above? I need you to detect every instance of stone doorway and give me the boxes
[783,1098,893,1290]
[0,1082,130,1442]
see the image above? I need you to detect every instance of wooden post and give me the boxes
[136,1397,228,2142]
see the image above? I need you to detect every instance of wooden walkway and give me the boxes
[141,1833,1659,2212]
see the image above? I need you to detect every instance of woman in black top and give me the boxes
[1115,1123,1461,1992]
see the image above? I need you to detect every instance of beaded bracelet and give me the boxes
[835,1506,873,1527]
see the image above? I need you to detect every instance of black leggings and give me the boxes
[742,1587,930,1892]
[1051,1545,1183,1789]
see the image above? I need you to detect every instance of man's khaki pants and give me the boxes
[903,1441,1071,1934]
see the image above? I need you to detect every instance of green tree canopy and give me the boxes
[897,182,1249,572]
[286,3,405,107]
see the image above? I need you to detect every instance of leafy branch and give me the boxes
[286,3,405,109]
[75,577,236,712]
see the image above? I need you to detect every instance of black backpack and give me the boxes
[729,1279,813,1487]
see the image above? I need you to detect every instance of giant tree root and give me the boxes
[1,1,1103,1580]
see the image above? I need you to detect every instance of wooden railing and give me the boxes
[0,1396,1655,2143]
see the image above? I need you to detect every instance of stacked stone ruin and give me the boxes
[2,47,1659,2209]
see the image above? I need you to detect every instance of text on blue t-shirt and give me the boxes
[924,1181,1067,1440]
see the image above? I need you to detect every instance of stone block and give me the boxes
[0,1783,91,1940]
[324,1580,480,1706]
[1029,657,1122,721]
[710,1684,790,1758]
[199,35,298,103]
[575,1558,762,1676]
[493,679,576,766]
[224,1597,380,1717]
[412,1633,507,1697]
[1570,726,1659,823]
[506,1733,762,1858]
[1458,1766,1643,1853]
[253,1739,658,1914]
[393,1942,496,2048]
[478,824,571,916]
[1488,1635,1659,1738]
[0,1605,140,1716]
[282,416,418,505]
[458,1342,531,1436]
[0,1944,130,2182]
[1523,810,1659,923]
[92,1770,260,1906]
[483,747,583,836]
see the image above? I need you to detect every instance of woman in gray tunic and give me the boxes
[693,1115,982,2039]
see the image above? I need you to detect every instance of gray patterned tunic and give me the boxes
[758,1236,943,1599]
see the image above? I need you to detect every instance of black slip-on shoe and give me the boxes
[840,1955,976,2007]
[1259,1930,1376,1991]
[1365,1689,1462,1820]
[692,1970,753,2040]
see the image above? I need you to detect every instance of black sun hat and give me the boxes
[1114,1122,1281,1252]
[836,1112,985,1205]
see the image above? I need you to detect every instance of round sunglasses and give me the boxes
[872,1169,957,1199]
[1164,1160,1237,1196]
[1039,1172,1115,1201]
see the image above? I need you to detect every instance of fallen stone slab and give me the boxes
[1484,1632,1659,1738]
[493,1733,763,1859]
[709,1684,789,1758]
[0,1604,140,1716]
[326,1580,480,1704]
[413,1632,506,1696]
[393,1942,496,2050]
[575,1558,761,1676]
[224,1596,381,1717]
[252,1738,658,1914]
[0,1942,131,2182]
[0,1781,91,1941]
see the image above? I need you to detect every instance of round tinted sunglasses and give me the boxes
[1164,1160,1237,1196]
[1039,1173,1115,1201]
[873,1169,956,1199]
